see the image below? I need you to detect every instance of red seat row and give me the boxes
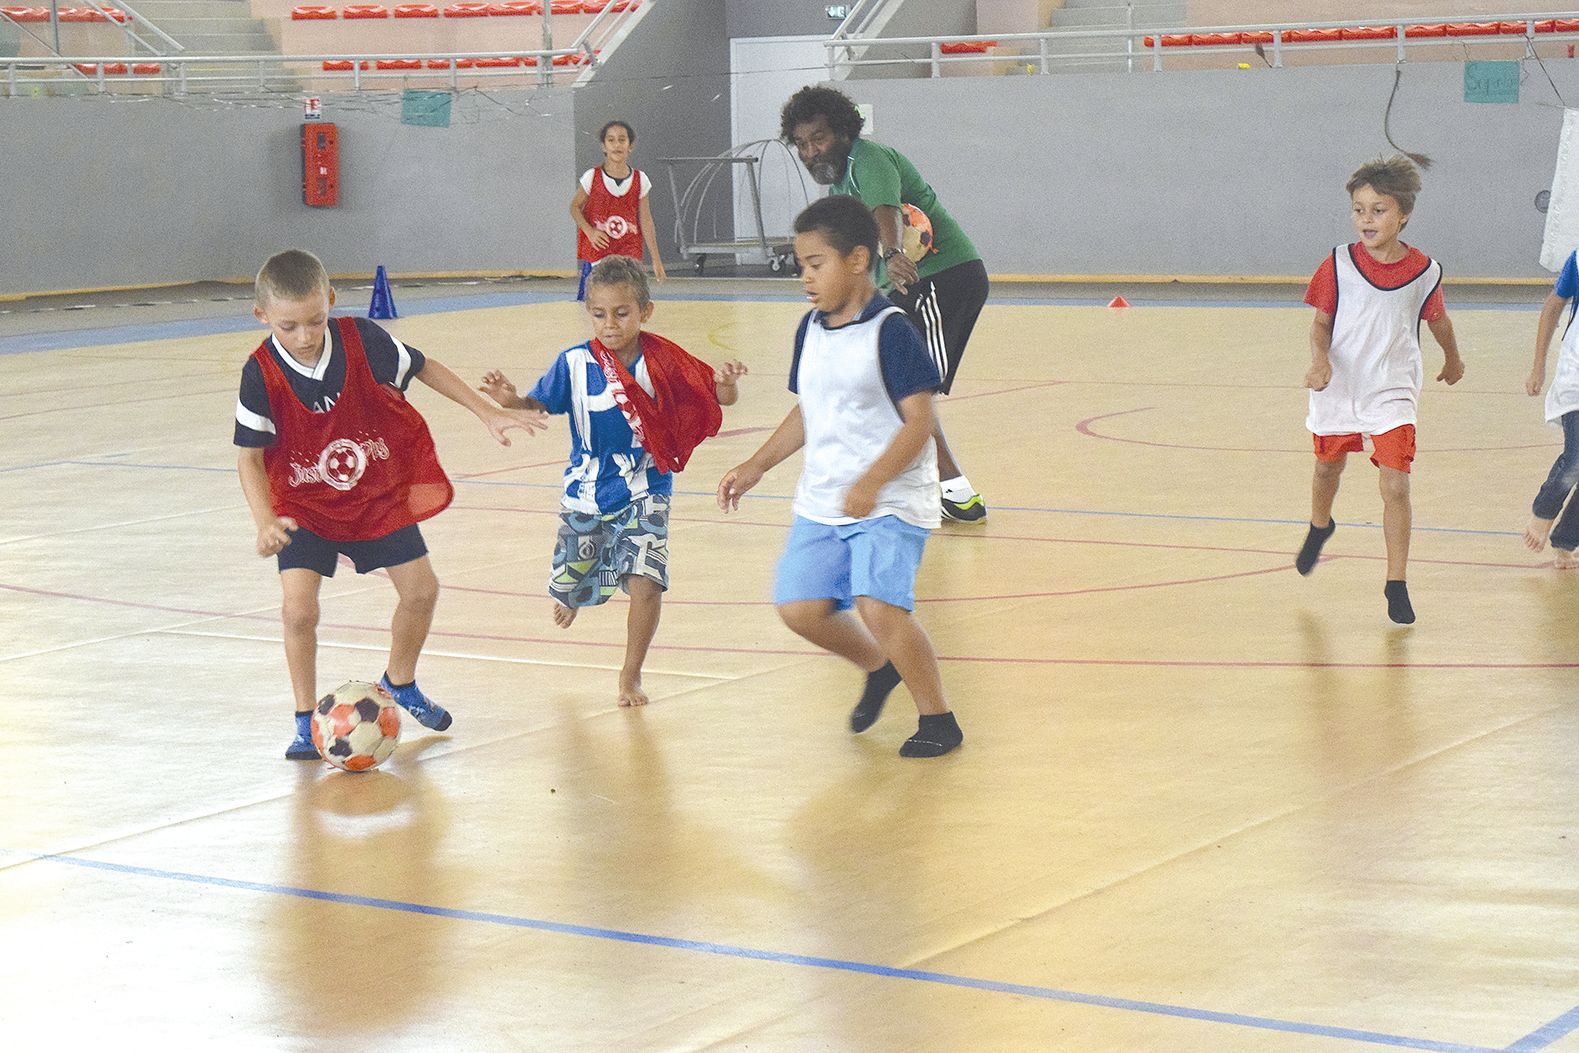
[939,40,996,54]
[291,0,633,18]
[72,62,163,74]
[321,50,594,69]
[3,6,132,22]
[1143,20,1579,47]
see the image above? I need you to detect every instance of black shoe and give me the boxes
[941,493,987,523]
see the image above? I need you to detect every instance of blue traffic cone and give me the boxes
[368,265,398,320]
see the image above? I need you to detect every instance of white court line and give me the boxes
[0,503,240,547]
[158,628,739,681]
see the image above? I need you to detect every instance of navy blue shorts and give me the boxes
[277,523,428,577]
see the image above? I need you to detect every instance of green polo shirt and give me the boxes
[834,137,980,285]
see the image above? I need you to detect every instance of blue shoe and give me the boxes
[285,732,320,760]
[379,674,453,731]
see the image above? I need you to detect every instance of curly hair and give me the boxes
[1346,155,1422,216]
[586,255,651,308]
[779,85,865,143]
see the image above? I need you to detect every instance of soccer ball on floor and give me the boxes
[900,203,935,261]
[311,681,401,772]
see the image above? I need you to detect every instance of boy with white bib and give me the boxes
[1522,250,1579,566]
[717,195,962,758]
[1294,156,1465,625]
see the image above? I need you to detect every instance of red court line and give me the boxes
[1077,406,1559,454]
[452,458,565,480]
[0,385,237,423]
[946,379,1067,403]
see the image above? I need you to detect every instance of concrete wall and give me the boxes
[725,0,842,39]
[0,88,576,296]
[838,60,1573,278]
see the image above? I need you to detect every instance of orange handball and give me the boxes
[311,681,402,771]
[899,203,936,262]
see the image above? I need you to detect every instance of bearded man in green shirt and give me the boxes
[781,85,991,523]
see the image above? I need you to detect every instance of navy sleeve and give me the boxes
[527,352,574,415]
[1557,251,1579,301]
[787,311,813,394]
[355,317,426,390]
[877,314,941,405]
[233,356,276,448]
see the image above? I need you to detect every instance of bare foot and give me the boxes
[1525,516,1555,552]
[1556,548,1579,570]
[553,602,578,628]
[617,673,649,707]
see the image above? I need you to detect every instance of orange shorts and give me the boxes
[1312,424,1415,473]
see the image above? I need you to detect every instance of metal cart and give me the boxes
[658,139,814,275]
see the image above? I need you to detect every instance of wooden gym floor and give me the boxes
[1,281,1575,1052]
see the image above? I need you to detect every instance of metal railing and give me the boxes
[0,0,183,57]
[824,11,1579,77]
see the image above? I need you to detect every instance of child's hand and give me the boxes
[1304,359,1332,391]
[587,229,611,251]
[842,480,879,519]
[479,370,520,407]
[653,259,667,283]
[1527,368,1545,396]
[717,461,763,512]
[256,516,297,558]
[1436,357,1465,386]
[715,360,748,386]
[485,406,550,446]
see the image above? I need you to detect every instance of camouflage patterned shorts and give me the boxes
[549,493,670,608]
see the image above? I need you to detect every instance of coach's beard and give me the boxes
[809,160,843,185]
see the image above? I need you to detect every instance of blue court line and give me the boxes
[0,290,1542,356]
[31,458,1525,540]
[1503,1003,1579,1052]
[25,851,1497,1052]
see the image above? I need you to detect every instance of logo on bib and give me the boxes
[287,436,389,489]
[601,215,633,240]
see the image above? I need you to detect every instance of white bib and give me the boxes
[1546,304,1579,423]
[1307,246,1440,436]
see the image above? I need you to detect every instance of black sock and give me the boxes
[850,661,902,733]
[900,712,963,758]
[1295,520,1336,576]
[1385,580,1415,624]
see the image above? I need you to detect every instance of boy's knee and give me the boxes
[1378,470,1410,502]
[398,568,440,610]
[624,575,662,600]
[1313,458,1345,480]
[854,595,909,633]
[281,599,320,635]
[776,601,824,636]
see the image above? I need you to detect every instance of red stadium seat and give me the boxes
[1497,21,1534,35]
[488,0,539,11]
[132,62,161,74]
[322,59,370,69]
[474,56,516,66]
[548,0,578,12]
[1531,20,1557,33]
[1284,28,1342,43]
[443,2,489,14]
[1139,33,1191,47]
[1240,30,1274,44]
[1553,19,1579,32]
[1404,24,1447,38]
[375,58,422,68]
[1,7,49,22]
[1189,32,1241,46]
[520,54,538,65]
[74,61,130,73]
[939,40,995,54]
[1444,22,1500,37]
[392,3,437,15]
[58,7,119,20]
[341,4,388,17]
[290,4,338,18]
[1340,26,1396,41]
[581,0,607,9]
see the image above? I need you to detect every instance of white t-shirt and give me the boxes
[579,167,650,199]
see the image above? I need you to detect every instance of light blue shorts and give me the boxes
[773,515,931,613]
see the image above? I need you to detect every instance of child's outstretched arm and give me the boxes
[1427,313,1465,385]
[717,405,804,512]
[843,391,936,518]
[1305,310,1334,391]
[714,360,748,407]
[480,369,548,413]
[414,357,549,445]
[238,447,297,557]
[1528,292,1568,396]
[638,194,666,282]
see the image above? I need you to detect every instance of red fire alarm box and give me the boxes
[302,123,338,207]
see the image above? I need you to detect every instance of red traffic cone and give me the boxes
[368,265,398,320]
[1107,295,1130,309]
